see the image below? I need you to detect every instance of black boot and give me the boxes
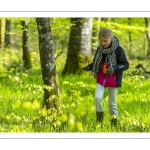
[110,118,117,127]
[96,112,104,123]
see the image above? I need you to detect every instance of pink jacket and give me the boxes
[97,61,116,87]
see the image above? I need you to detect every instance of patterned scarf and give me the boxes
[92,36,119,77]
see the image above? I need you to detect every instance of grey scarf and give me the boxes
[92,36,119,77]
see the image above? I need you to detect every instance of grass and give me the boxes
[0,52,150,132]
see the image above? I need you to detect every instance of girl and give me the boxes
[83,28,129,126]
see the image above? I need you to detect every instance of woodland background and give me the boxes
[0,17,150,132]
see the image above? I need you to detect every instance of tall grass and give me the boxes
[0,52,150,132]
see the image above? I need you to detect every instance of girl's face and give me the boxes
[99,36,113,49]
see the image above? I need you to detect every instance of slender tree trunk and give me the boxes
[36,18,60,113]
[4,19,11,49]
[0,19,1,49]
[62,18,93,75]
[101,18,108,22]
[145,18,150,56]
[22,20,32,69]
[0,19,5,50]
[100,18,108,30]
[111,18,116,22]
[128,18,132,55]
[92,18,101,55]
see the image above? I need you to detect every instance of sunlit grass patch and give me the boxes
[0,56,150,132]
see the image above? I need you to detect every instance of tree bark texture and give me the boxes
[36,18,60,112]
[62,18,93,75]
[144,18,150,56]
[0,20,1,48]
[4,19,11,48]
[128,18,132,55]
[22,20,32,69]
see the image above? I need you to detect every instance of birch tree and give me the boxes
[62,18,93,75]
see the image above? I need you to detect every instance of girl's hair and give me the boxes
[98,28,113,39]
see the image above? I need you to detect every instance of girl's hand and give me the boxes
[106,67,114,75]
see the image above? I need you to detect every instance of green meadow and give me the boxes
[0,51,150,133]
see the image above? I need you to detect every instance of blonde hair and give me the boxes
[98,28,113,39]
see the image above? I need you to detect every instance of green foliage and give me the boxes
[50,18,71,52]
[0,50,150,132]
[92,18,149,58]
[99,20,148,35]
[1,17,149,59]
[0,17,150,132]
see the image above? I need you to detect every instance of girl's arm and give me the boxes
[113,46,129,73]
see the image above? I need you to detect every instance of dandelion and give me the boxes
[60,114,68,123]
[68,114,75,130]
[62,81,70,85]
[41,108,47,117]
[22,101,32,109]
[32,100,40,110]
[124,111,130,116]
[76,122,83,132]
[141,122,146,128]
[133,120,137,125]
[68,118,75,129]
[75,107,86,116]
[21,73,28,77]
[28,123,33,128]
[55,120,62,127]
[12,100,21,109]
[28,87,31,91]
[15,76,20,81]
[89,105,95,112]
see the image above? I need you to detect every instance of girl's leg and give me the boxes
[108,87,118,126]
[94,83,105,112]
[95,84,105,123]
[108,87,118,117]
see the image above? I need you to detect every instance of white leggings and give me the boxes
[94,83,118,116]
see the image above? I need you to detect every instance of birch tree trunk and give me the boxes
[145,18,150,56]
[62,18,93,75]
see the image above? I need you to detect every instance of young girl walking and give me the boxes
[83,28,129,126]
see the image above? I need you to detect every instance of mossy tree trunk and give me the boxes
[22,20,32,69]
[4,19,11,49]
[62,18,93,76]
[0,19,1,49]
[36,18,60,113]
[145,18,150,56]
